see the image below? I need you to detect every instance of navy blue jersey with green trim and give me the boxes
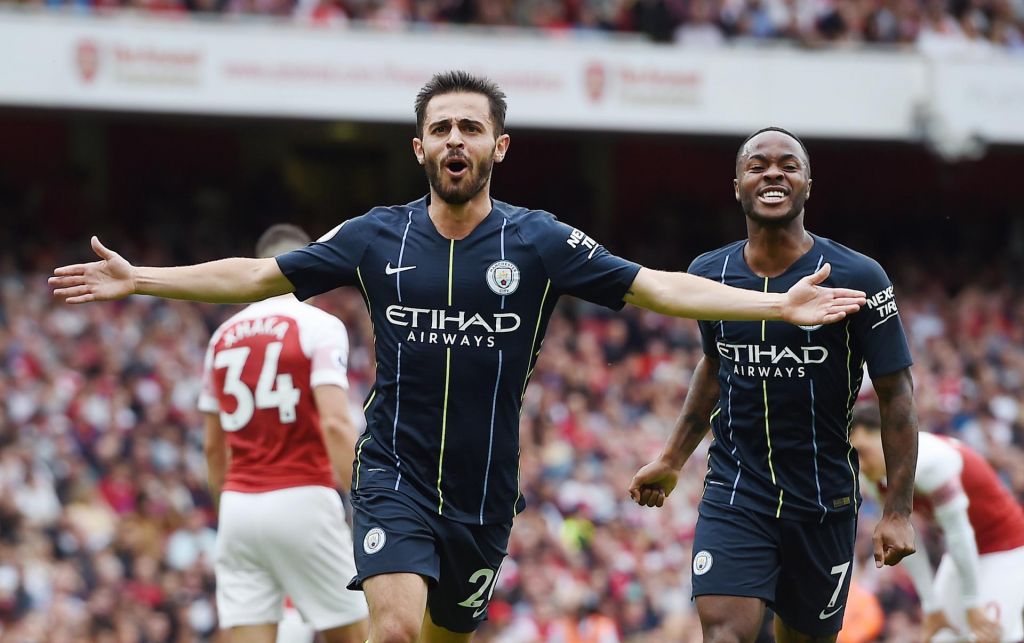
[277,196,641,524]
[690,234,912,522]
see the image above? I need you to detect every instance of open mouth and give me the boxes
[757,188,789,205]
[444,157,469,178]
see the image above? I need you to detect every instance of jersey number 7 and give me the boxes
[214,342,300,431]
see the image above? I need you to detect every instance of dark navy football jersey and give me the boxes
[690,234,912,522]
[277,196,641,525]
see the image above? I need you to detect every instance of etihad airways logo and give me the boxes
[717,341,828,378]
[386,305,521,347]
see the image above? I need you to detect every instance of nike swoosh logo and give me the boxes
[819,606,843,620]
[385,263,416,275]
[473,606,488,618]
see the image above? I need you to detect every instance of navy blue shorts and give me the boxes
[347,487,510,634]
[691,500,857,637]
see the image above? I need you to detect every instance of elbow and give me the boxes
[253,258,287,300]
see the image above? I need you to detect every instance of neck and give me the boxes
[428,184,493,240]
[743,214,812,277]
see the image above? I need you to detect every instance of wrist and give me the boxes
[129,266,141,295]
[882,503,912,519]
[770,293,786,322]
[658,451,687,471]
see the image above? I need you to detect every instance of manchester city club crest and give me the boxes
[486,260,520,296]
[363,527,386,554]
[693,550,713,576]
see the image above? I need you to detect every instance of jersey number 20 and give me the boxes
[214,342,300,431]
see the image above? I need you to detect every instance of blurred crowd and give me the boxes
[1,0,1023,54]
[1,247,1022,641]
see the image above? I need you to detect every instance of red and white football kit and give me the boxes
[199,295,368,631]
[866,432,1024,641]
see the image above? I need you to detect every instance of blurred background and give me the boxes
[1,1,1023,641]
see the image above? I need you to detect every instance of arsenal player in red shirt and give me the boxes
[200,225,368,643]
[853,406,1024,643]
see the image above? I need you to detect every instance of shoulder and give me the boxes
[499,204,584,253]
[498,202,561,236]
[813,235,890,287]
[299,303,347,334]
[915,433,964,492]
[687,240,745,276]
[316,204,413,243]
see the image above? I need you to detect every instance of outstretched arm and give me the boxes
[872,368,918,567]
[630,354,721,507]
[623,263,865,326]
[50,236,292,304]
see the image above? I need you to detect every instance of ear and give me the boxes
[733,178,740,202]
[412,138,425,166]
[494,133,510,163]
[805,178,812,201]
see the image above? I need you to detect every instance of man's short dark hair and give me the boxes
[414,70,508,138]
[851,405,882,432]
[255,224,311,259]
[735,126,811,176]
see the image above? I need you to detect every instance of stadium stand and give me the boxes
[1,0,1023,51]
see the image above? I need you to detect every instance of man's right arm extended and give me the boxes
[50,236,292,304]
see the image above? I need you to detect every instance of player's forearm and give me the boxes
[625,268,785,322]
[935,504,982,607]
[898,539,939,612]
[203,416,228,510]
[876,370,919,516]
[204,451,227,510]
[134,257,292,303]
[660,357,721,469]
[321,418,357,492]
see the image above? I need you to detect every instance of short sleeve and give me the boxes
[197,336,220,414]
[276,215,379,301]
[849,258,913,378]
[309,316,350,390]
[525,213,641,310]
[915,435,964,499]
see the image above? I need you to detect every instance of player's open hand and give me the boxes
[49,236,136,304]
[872,511,915,568]
[629,459,680,508]
[782,263,867,327]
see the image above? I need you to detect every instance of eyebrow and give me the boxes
[427,117,487,130]
[746,153,802,164]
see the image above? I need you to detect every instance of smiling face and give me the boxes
[412,92,510,206]
[734,130,812,226]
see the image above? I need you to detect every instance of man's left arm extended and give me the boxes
[623,264,866,326]
[872,368,919,567]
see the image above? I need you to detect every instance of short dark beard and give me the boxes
[740,189,808,226]
[425,153,494,205]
